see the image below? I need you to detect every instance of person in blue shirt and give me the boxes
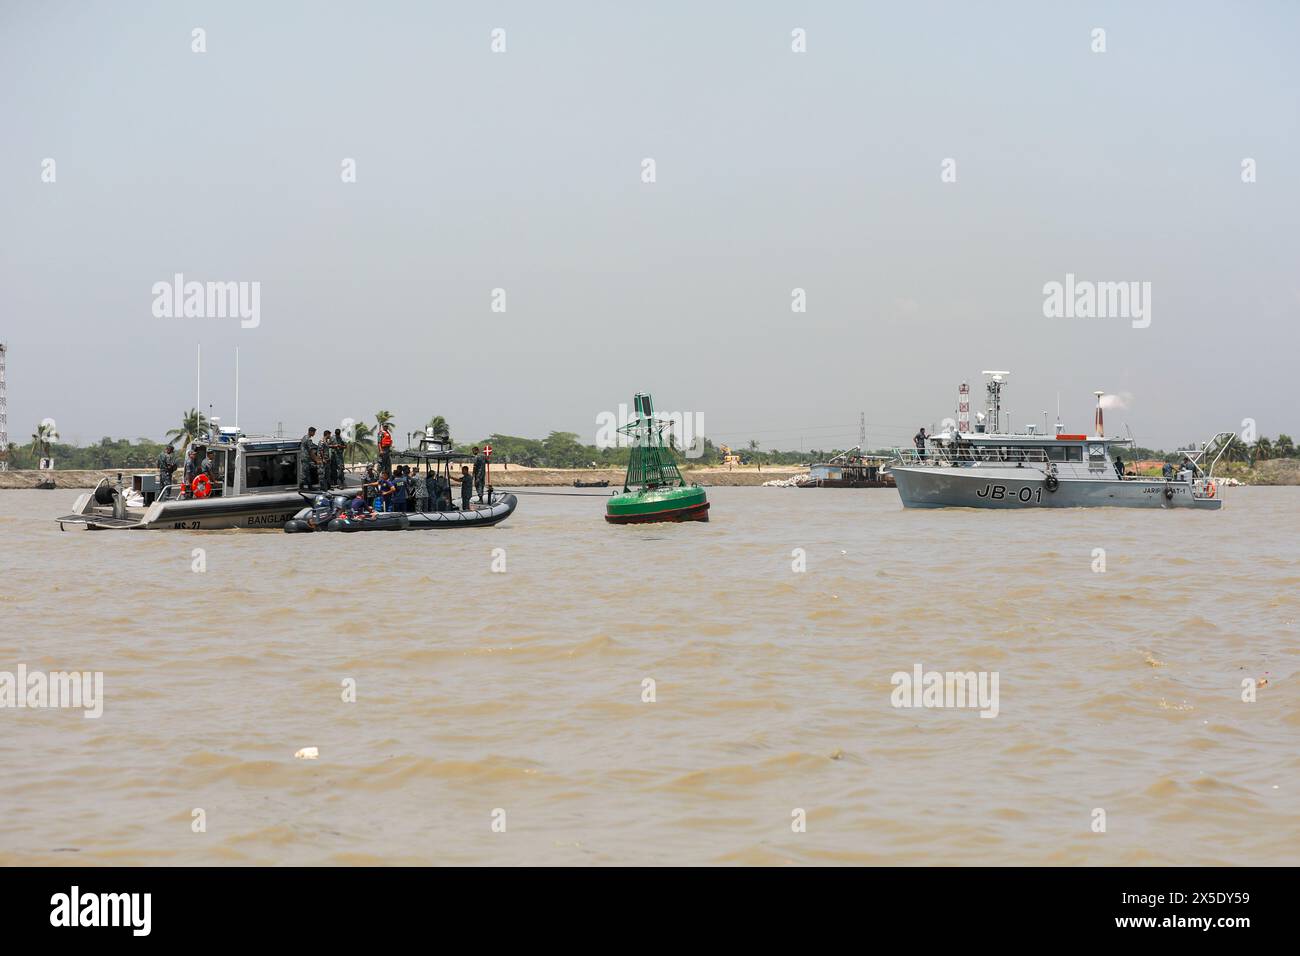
[368,472,395,512]
[392,467,408,512]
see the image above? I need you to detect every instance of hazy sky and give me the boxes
[3,0,1297,451]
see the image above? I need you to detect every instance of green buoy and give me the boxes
[605,392,710,524]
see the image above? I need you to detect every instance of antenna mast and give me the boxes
[0,343,8,471]
[981,370,1010,434]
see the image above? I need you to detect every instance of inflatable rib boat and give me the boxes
[285,493,517,532]
[285,511,410,532]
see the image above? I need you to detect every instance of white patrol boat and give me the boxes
[57,422,358,530]
[889,373,1229,510]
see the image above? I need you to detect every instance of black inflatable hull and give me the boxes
[284,512,410,533]
[285,494,515,531]
[405,493,518,528]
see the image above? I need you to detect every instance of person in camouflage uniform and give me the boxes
[299,427,317,489]
[182,447,200,498]
[157,444,178,493]
[318,429,333,492]
[330,429,346,488]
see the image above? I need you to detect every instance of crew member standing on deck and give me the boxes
[157,444,178,493]
[457,464,473,511]
[472,446,486,502]
[392,466,409,512]
[378,423,393,477]
[914,428,928,462]
[299,427,317,489]
[331,428,346,488]
[182,447,200,498]
[412,465,429,512]
[318,430,333,492]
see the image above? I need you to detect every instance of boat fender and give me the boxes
[284,519,313,533]
[1163,485,1174,501]
[1044,474,1060,492]
[191,473,213,498]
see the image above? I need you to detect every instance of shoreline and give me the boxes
[5,459,1297,490]
[0,464,808,490]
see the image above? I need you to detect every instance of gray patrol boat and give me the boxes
[890,373,1229,510]
[58,420,358,530]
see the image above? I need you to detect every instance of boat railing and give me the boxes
[1201,431,1237,479]
[893,446,1051,467]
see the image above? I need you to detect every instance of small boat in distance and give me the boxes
[574,479,609,488]
[890,373,1230,510]
[803,448,895,488]
[606,392,709,524]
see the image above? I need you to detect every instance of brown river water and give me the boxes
[1,486,1296,866]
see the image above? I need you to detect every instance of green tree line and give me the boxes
[4,408,1294,471]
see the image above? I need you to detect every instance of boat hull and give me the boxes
[286,493,517,530]
[286,512,410,532]
[892,466,1222,510]
[605,486,710,524]
[61,489,315,530]
[405,493,517,528]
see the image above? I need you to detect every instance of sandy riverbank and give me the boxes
[464,464,805,487]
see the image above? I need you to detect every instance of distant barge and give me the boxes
[802,450,895,488]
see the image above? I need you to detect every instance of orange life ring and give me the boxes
[1205,480,1216,499]
[191,473,213,499]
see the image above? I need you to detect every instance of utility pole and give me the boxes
[859,411,866,451]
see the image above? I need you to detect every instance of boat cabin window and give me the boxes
[1087,443,1107,460]
[1046,445,1083,462]
[245,451,298,489]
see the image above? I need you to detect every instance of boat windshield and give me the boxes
[245,451,298,488]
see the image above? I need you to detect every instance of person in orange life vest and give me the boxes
[378,424,393,475]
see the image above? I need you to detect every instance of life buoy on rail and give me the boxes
[1044,474,1060,492]
[191,473,213,499]
[1205,481,1216,499]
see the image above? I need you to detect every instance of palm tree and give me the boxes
[1251,437,1273,462]
[346,421,376,465]
[1217,435,1251,464]
[747,439,759,452]
[30,420,59,463]
[375,409,394,430]
[1275,434,1295,458]
[165,409,207,453]
[426,415,449,439]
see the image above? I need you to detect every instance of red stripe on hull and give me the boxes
[604,501,710,524]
